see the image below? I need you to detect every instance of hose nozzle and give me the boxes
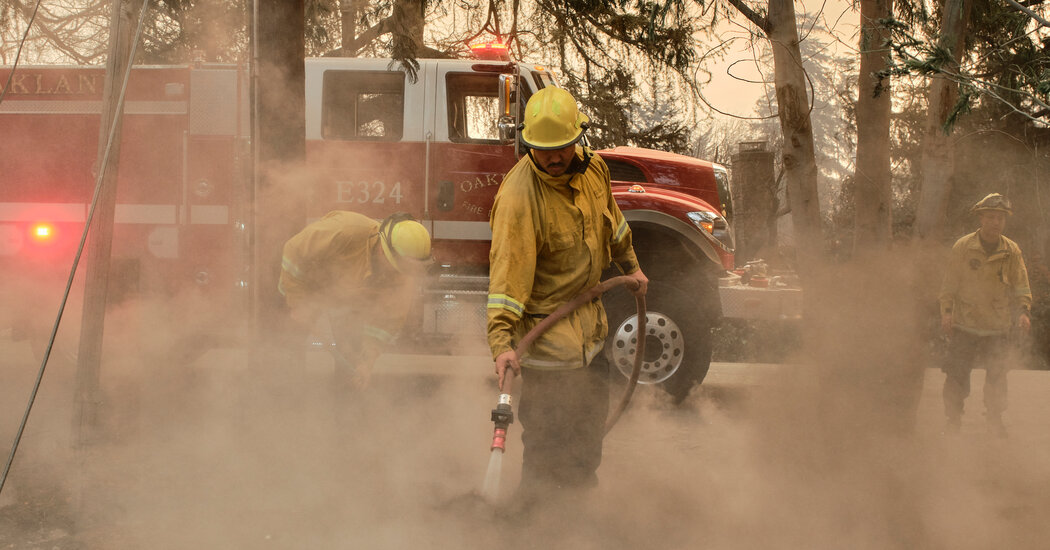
[490,393,514,451]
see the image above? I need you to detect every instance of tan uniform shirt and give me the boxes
[939,231,1032,336]
[487,146,640,369]
[279,210,408,352]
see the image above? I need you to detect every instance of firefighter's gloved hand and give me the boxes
[625,268,649,298]
[494,350,520,392]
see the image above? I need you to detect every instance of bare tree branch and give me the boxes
[326,14,393,56]
[1003,0,1050,28]
[11,0,93,63]
[725,0,771,33]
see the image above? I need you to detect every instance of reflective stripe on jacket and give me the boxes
[487,146,640,369]
[279,210,408,353]
[939,231,1032,335]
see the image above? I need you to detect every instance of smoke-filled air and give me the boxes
[3,1,1050,549]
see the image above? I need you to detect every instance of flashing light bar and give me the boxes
[470,41,510,61]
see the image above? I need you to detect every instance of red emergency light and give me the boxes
[30,222,56,244]
[470,41,510,61]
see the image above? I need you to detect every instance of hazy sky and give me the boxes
[702,0,860,117]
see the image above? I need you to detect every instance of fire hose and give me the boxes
[488,275,647,454]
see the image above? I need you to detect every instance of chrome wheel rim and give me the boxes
[608,311,685,384]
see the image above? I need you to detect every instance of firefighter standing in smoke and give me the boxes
[279,211,432,387]
[939,193,1032,436]
[487,87,648,499]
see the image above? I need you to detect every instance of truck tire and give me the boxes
[603,278,714,403]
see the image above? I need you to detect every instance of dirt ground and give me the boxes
[4,338,1050,549]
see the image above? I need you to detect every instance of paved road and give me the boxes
[3,342,1050,548]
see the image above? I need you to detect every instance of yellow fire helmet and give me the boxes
[519,87,590,150]
[378,213,433,274]
[971,193,1013,215]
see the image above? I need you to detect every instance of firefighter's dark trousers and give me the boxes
[943,331,1009,420]
[517,354,609,497]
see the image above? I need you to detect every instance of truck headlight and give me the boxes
[687,211,735,253]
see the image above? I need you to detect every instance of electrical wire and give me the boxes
[0,0,45,107]
[0,0,153,498]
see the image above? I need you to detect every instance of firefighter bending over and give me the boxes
[487,87,648,505]
[939,193,1031,437]
[279,211,432,388]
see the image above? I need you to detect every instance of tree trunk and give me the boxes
[391,0,425,58]
[767,0,823,273]
[725,0,928,439]
[252,0,306,348]
[853,0,894,254]
[915,0,973,240]
[340,0,363,54]
[850,0,930,436]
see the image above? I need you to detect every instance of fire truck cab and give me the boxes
[1,54,739,400]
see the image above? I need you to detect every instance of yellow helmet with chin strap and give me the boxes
[519,87,590,150]
[378,213,432,274]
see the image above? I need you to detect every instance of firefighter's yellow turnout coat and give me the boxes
[487,146,640,370]
[279,210,409,356]
[939,231,1032,336]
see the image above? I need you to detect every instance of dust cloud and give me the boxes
[3,66,1049,547]
[5,245,1050,549]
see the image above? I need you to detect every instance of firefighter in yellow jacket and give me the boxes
[279,211,432,388]
[487,87,648,499]
[939,193,1031,436]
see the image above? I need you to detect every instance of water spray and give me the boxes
[480,376,514,502]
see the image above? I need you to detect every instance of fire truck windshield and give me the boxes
[532,69,557,89]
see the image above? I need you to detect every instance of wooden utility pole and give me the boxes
[251,0,306,349]
[74,0,142,445]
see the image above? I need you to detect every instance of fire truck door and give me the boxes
[427,63,527,263]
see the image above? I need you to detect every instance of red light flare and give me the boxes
[30,222,56,244]
[469,41,510,61]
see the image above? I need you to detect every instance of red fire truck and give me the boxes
[0,50,739,399]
